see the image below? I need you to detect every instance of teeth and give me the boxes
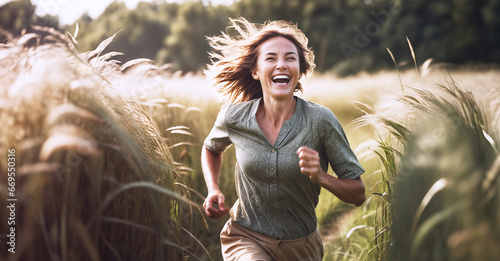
[272,75,290,81]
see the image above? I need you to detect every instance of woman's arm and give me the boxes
[201,145,230,219]
[297,146,366,206]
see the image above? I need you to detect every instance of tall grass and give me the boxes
[0,27,205,260]
[353,57,500,260]
[135,73,237,260]
[386,81,499,260]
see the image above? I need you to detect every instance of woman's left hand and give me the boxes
[297,146,324,183]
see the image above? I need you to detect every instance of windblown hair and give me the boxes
[206,18,315,103]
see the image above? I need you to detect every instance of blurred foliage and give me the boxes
[157,2,231,72]
[0,0,60,42]
[1,0,499,75]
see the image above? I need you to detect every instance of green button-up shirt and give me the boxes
[204,97,364,239]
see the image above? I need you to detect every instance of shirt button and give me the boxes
[271,149,275,153]
[271,167,274,171]
[273,180,276,183]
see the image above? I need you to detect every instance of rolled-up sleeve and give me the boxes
[204,104,233,153]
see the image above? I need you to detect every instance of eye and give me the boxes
[265,57,275,61]
[287,57,296,61]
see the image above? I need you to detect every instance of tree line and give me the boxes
[1,0,499,76]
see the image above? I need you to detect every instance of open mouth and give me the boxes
[272,75,290,85]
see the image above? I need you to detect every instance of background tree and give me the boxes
[156,1,231,72]
[1,0,499,75]
[0,0,60,42]
[0,0,35,36]
[73,1,172,64]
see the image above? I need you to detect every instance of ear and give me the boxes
[251,70,259,80]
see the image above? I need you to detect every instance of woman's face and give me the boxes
[252,36,300,101]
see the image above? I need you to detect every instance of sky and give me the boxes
[0,0,235,25]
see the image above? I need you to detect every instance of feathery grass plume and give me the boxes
[0,27,206,260]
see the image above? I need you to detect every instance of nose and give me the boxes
[276,58,287,70]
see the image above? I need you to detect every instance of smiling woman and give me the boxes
[206,18,314,103]
[202,18,365,261]
[251,37,300,102]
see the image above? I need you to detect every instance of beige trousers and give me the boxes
[220,219,324,261]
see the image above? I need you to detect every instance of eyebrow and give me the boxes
[264,52,298,56]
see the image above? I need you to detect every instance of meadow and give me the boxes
[1,28,499,260]
[137,61,500,260]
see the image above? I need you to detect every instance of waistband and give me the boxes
[228,219,320,246]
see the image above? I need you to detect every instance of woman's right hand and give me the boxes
[203,190,229,219]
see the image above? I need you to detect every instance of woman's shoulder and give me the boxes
[299,98,338,121]
[298,97,343,132]
[220,98,259,122]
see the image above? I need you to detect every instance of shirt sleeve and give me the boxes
[204,103,233,153]
[321,110,365,180]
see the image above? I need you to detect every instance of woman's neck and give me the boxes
[258,95,296,131]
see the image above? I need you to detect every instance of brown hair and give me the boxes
[206,18,315,103]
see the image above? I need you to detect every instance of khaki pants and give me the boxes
[220,219,324,261]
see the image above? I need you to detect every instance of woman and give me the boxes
[202,18,365,261]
